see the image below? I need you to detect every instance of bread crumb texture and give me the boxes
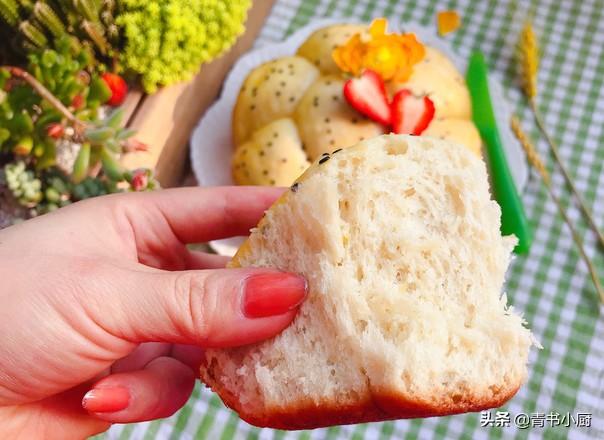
[203,135,535,429]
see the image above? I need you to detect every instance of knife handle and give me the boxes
[467,52,532,254]
[485,127,533,254]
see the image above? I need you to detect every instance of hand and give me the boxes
[0,187,307,439]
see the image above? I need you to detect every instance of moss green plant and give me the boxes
[116,0,251,92]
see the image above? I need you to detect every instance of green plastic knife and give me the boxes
[466,52,532,254]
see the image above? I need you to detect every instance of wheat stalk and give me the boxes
[519,22,538,100]
[511,117,549,184]
[511,116,604,303]
[530,105,604,249]
[518,21,604,250]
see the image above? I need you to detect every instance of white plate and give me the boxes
[190,19,529,257]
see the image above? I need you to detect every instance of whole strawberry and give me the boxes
[101,73,128,106]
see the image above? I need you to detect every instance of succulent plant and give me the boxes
[4,160,43,207]
[0,0,117,58]
[0,0,19,26]
[0,35,105,166]
[71,176,110,200]
[32,2,65,38]
[116,0,252,92]
[0,34,155,223]
[1,1,252,93]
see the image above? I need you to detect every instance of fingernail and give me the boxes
[82,387,130,413]
[242,272,308,318]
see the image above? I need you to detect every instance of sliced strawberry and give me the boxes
[391,89,435,135]
[343,70,392,126]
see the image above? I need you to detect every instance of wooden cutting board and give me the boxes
[120,0,276,187]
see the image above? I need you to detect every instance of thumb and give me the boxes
[87,266,308,348]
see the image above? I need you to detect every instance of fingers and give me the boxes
[112,343,204,374]
[185,251,230,270]
[170,344,205,370]
[83,357,195,423]
[88,266,307,348]
[111,342,171,373]
[115,186,285,244]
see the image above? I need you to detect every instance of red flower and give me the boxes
[71,94,84,110]
[102,73,128,106]
[131,169,148,191]
[46,123,65,139]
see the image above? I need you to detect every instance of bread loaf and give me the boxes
[233,56,320,145]
[423,118,483,156]
[296,24,368,75]
[294,75,383,160]
[232,118,310,186]
[202,135,535,429]
[387,47,472,120]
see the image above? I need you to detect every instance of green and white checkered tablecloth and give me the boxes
[103,0,604,438]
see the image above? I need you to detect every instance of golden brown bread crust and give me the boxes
[200,357,520,430]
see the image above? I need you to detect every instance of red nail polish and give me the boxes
[242,272,308,318]
[82,387,130,413]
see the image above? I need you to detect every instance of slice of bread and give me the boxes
[201,135,535,430]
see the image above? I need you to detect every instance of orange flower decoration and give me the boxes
[332,34,365,76]
[332,18,425,82]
